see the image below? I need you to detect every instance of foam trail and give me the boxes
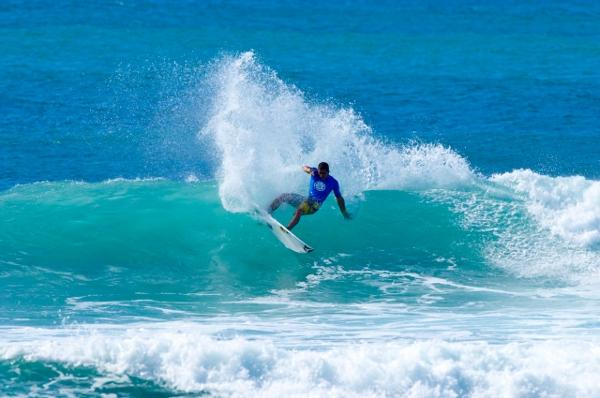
[200,52,474,212]
[2,327,600,398]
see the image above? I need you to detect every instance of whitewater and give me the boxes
[2,52,599,397]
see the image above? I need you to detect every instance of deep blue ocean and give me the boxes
[1,1,600,397]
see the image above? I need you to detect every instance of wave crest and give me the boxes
[492,169,600,248]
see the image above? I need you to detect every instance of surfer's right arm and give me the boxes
[303,165,314,174]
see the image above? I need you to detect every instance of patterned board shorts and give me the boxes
[281,193,321,215]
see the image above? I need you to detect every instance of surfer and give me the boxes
[269,162,351,230]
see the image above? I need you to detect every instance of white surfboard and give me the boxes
[254,209,314,254]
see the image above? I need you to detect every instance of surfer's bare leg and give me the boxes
[269,195,286,213]
[269,193,304,214]
[287,199,320,230]
[287,209,302,230]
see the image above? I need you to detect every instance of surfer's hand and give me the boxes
[343,211,352,220]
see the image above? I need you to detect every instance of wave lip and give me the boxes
[2,327,600,398]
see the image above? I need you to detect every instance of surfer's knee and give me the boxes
[269,199,280,213]
[269,193,288,212]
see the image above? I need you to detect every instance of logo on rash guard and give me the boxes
[314,181,326,191]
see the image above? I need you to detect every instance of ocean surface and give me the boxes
[1,1,600,396]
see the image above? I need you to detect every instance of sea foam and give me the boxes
[1,326,599,398]
[492,169,600,248]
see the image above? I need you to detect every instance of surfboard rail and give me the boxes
[254,208,314,253]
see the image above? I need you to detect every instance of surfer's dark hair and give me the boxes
[318,162,329,171]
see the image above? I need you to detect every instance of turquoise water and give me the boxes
[2,1,600,397]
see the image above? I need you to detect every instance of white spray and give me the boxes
[200,52,474,212]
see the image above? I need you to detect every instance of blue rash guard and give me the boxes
[308,167,342,204]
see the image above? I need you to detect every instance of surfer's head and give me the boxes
[317,162,329,178]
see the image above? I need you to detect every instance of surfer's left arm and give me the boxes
[336,196,351,219]
[333,182,351,219]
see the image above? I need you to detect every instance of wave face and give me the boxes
[1,52,599,397]
[2,175,598,302]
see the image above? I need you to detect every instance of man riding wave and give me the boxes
[269,162,351,230]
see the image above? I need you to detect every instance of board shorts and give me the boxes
[280,193,321,215]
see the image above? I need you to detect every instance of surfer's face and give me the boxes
[318,169,329,179]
